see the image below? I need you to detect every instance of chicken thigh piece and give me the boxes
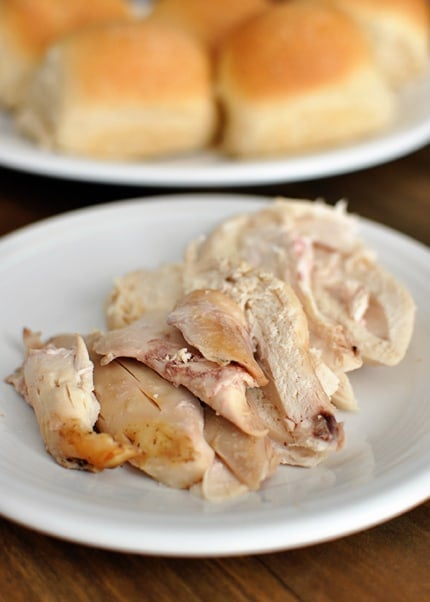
[89,352,214,489]
[91,311,267,437]
[6,329,136,471]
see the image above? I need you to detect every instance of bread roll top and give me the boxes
[57,19,213,106]
[151,0,270,50]
[329,0,430,30]
[324,0,430,85]
[218,1,382,100]
[1,0,131,57]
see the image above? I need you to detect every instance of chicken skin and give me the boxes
[6,329,136,471]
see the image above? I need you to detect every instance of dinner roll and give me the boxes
[0,0,131,108]
[17,20,216,160]
[150,0,270,51]
[326,0,430,87]
[217,1,396,157]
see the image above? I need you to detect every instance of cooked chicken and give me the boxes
[185,198,415,369]
[183,262,344,461]
[185,200,362,374]
[89,351,214,489]
[191,457,249,501]
[105,263,184,329]
[203,408,279,490]
[314,251,416,366]
[91,311,268,437]
[6,329,136,471]
[167,288,267,385]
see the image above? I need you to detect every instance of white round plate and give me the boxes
[0,194,429,556]
[0,69,429,187]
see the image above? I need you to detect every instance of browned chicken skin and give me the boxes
[6,330,136,471]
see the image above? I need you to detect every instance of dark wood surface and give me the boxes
[1,146,429,601]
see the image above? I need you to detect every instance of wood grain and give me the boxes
[0,145,429,602]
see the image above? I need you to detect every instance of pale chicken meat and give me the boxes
[88,350,214,489]
[105,263,184,330]
[183,261,345,462]
[313,250,416,366]
[203,407,280,490]
[191,457,249,501]
[167,288,267,384]
[185,198,415,370]
[91,311,268,437]
[6,329,136,471]
[185,198,362,375]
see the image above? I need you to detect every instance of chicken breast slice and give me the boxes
[88,351,214,490]
[190,457,249,501]
[183,262,344,459]
[203,407,280,490]
[6,329,136,471]
[91,311,268,437]
[314,251,416,366]
[167,288,267,385]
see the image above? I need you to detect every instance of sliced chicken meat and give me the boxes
[191,457,249,501]
[91,311,268,437]
[167,288,267,385]
[185,199,362,374]
[185,197,415,369]
[105,263,184,329]
[314,251,416,366]
[183,262,344,460]
[88,350,214,489]
[203,407,280,490]
[6,329,136,471]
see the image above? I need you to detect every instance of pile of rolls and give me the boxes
[1,0,429,160]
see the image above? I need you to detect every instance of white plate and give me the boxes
[0,194,429,556]
[0,70,429,187]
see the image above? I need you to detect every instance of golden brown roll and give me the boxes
[217,0,396,157]
[326,0,430,87]
[0,0,132,108]
[150,0,270,51]
[17,19,217,160]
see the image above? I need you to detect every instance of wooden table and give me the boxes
[1,147,429,602]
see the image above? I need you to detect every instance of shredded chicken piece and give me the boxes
[91,311,268,437]
[6,329,136,471]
